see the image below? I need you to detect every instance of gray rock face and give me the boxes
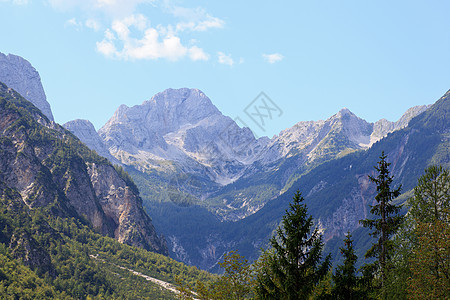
[0,52,54,121]
[370,105,430,144]
[65,86,433,270]
[63,119,118,164]
[259,108,374,166]
[88,163,167,253]
[260,105,429,166]
[99,88,267,185]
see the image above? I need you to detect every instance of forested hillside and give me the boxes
[0,82,214,298]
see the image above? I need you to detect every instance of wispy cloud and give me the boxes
[85,19,101,31]
[262,53,284,64]
[48,0,156,18]
[65,18,83,30]
[0,0,29,5]
[217,52,234,66]
[168,5,225,32]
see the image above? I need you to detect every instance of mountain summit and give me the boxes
[97,88,266,185]
[0,52,54,121]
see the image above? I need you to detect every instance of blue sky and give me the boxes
[1,0,449,138]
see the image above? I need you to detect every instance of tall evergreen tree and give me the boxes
[331,233,361,300]
[359,151,403,297]
[255,190,331,299]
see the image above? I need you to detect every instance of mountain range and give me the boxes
[1,52,448,273]
[63,87,429,221]
[62,86,442,271]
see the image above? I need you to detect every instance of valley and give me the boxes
[0,51,448,299]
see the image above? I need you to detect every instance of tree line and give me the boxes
[177,152,450,299]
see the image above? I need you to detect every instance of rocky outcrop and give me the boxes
[9,231,54,275]
[0,52,54,121]
[0,82,167,255]
[63,119,118,163]
[0,182,56,275]
[88,163,167,253]
[370,105,429,144]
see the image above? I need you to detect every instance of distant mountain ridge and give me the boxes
[146,89,447,271]
[64,88,428,223]
[65,88,428,193]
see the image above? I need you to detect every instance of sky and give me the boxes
[0,0,449,138]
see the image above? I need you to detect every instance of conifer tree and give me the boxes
[255,190,331,299]
[359,151,403,297]
[331,233,360,299]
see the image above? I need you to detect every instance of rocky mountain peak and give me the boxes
[100,88,221,140]
[337,107,352,115]
[0,52,54,121]
[63,119,118,163]
[96,88,270,185]
[142,88,221,132]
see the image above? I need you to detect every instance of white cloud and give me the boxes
[217,52,234,66]
[85,19,101,31]
[47,0,221,63]
[189,46,209,61]
[65,17,102,32]
[262,53,284,64]
[65,17,83,30]
[163,2,224,32]
[176,18,223,32]
[96,39,117,56]
[96,14,209,61]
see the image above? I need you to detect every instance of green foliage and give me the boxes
[374,165,450,299]
[213,250,253,299]
[0,252,61,299]
[113,165,140,196]
[404,165,450,299]
[0,184,214,299]
[254,190,331,299]
[330,233,368,300]
[408,165,449,222]
[407,220,450,300]
[359,152,403,297]
[177,250,253,300]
